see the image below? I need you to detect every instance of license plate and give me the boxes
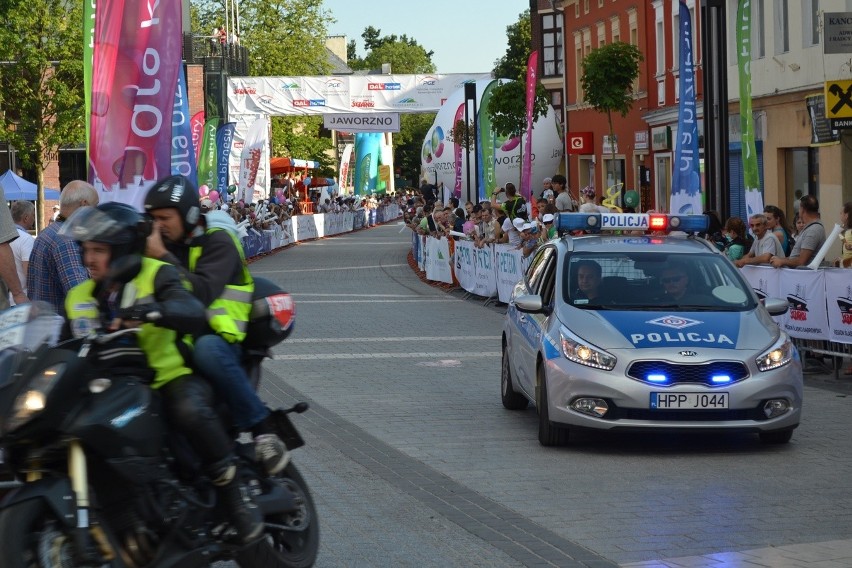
[650,392,729,409]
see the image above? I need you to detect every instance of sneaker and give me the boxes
[254,433,290,476]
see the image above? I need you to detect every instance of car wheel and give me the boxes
[759,429,793,444]
[501,346,528,410]
[536,365,568,446]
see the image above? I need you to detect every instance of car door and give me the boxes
[513,247,556,393]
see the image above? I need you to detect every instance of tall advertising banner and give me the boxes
[196,118,219,191]
[522,51,539,208]
[338,143,354,194]
[354,132,381,195]
[83,0,96,163]
[737,0,764,217]
[452,103,465,199]
[477,80,498,202]
[216,122,236,195]
[171,66,197,185]
[669,1,702,215]
[237,116,269,204]
[90,0,183,207]
[190,111,205,167]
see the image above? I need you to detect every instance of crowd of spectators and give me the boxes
[404,175,851,274]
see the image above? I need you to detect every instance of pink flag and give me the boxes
[190,110,206,167]
[452,102,465,199]
[522,51,539,213]
[89,0,183,199]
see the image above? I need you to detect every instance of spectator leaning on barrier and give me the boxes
[763,205,794,256]
[736,213,784,267]
[834,201,852,268]
[721,216,749,262]
[770,194,825,268]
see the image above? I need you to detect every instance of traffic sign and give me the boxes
[824,80,852,118]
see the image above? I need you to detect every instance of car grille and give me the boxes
[604,404,767,422]
[626,361,749,386]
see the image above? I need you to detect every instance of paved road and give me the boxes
[248,222,852,568]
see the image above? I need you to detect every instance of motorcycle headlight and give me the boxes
[756,336,794,372]
[561,329,616,371]
[5,363,65,433]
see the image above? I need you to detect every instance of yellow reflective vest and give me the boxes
[65,258,193,389]
[188,228,253,343]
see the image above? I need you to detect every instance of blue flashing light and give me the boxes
[556,212,601,233]
[667,214,709,233]
[711,374,732,384]
[647,373,668,383]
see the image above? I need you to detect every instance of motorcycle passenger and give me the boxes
[61,202,265,544]
[142,175,289,476]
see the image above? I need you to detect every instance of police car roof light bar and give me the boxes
[667,214,709,234]
[556,212,601,234]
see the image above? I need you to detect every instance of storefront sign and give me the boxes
[824,13,852,54]
[634,130,649,151]
[651,126,671,151]
[567,131,593,154]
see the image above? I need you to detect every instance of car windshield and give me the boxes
[562,251,757,311]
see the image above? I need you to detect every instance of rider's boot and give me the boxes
[210,459,264,543]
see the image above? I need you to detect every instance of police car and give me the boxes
[501,212,803,446]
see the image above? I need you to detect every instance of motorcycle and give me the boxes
[0,276,319,568]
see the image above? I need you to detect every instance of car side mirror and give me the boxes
[515,294,546,314]
[763,297,789,316]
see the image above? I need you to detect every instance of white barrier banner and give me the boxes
[494,244,525,303]
[425,237,453,284]
[418,235,426,271]
[294,215,320,242]
[740,266,783,325]
[279,219,293,247]
[454,240,476,292]
[779,268,828,340]
[472,245,497,298]
[825,269,852,344]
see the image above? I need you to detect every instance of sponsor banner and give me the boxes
[736,0,764,217]
[323,113,400,133]
[779,268,828,340]
[453,240,476,291]
[417,235,426,271]
[216,122,236,194]
[494,245,525,303]
[825,269,852,344]
[339,143,354,190]
[171,66,197,185]
[739,265,783,324]
[84,0,96,162]
[228,74,491,116]
[472,245,498,298]
[522,51,538,206]
[89,0,182,201]
[425,237,453,284]
[190,111,205,167]
[477,80,499,201]
[196,118,219,190]
[237,116,269,204]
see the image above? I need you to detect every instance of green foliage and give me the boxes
[395,114,435,182]
[487,80,549,140]
[348,27,435,74]
[0,0,84,222]
[579,42,643,118]
[492,10,532,80]
[270,116,333,172]
[447,119,475,150]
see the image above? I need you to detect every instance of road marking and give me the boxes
[271,351,501,361]
[295,299,457,303]
[292,293,444,298]
[253,264,408,274]
[286,335,497,343]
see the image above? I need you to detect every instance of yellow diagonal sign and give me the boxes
[825,80,852,119]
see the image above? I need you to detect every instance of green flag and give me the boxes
[196,119,220,190]
[736,0,763,216]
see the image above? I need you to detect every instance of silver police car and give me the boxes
[501,213,803,446]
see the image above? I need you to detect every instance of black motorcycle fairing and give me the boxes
[0,476,77,529]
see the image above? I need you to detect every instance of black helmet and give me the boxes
[60,202,151,262]
[143,175,201,234]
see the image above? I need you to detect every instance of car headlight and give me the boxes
[755,336,794,372]
[5,363,65,433]
[560,329,616,371]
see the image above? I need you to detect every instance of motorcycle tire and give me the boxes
[237,462,319,568]
[0,498,117,568]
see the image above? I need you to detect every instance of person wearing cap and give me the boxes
[502,215,526,247]
[51,203,61,222]
[541,213,557,241]
[519,222,539,257]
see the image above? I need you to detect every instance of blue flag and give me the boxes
[170,66,197,186]
[216,122,236,196]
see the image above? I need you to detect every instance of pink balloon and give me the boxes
[198,184,210,197]
[238,199,245,208]
[276,190,285,200]
[208,190,219,202]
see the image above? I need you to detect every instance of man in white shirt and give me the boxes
[552,174,576,212]
[735,213,783,267]
[9,200,34,303]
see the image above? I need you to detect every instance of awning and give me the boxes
[270,157,320,175]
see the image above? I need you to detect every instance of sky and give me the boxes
[321,1,526,74]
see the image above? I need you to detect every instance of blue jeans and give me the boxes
[193,334,270,431]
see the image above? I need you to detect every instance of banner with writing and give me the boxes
[825,269,852,344]
[425,237,453,284]
[216,122,236,194]
[778,268,828,340]
[454,239,476,292]
[736,0,764,217]
[495,244,525,303]
[171,66,197,185]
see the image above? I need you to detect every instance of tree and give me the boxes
[579,42,643,187]
[492,10,532,80]
[347,28,437,185]
[0,0,84,229]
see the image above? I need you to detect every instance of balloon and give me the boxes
[198,184,209,197]
[238,199,245,208]
[624,190,640,208]
[208,190,219,202]
[227,184,238,194]
[304,177,312,186]
[276,190,284,201]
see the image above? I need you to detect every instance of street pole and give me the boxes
[464,82,476,205]
[701,0,730,218]
[472,89,480,203]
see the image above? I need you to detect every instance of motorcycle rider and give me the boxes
[143,175,289,476]
[62,202,265,543]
